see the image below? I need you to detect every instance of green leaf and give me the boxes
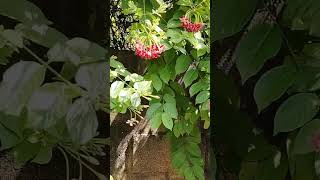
[133,81,153,96]
[293,153,317,180]
[0,0,51,24]
[198,60,210,73]
[167,18,181,28]
[110,81,124,98]
[195,91,210,104]
[150,112,162,129]
[164,93,176,104]
[32,146,52,164]
[213,0,259,41]
[66,98,98,144]
[175,54,192,75]
[176,0,193,6]
[183,69,199,87]
[1,29,23,48]
[59,61,78,80]
[13,140,41,165]
[186,142,201,157]
[150,74,162,91]
[15,23,67,48]
[282,0,320,37]
[0,113,22,150]
[294,119,320,154]
[189,80,209,97]
[75,62,107,99]
[27,82,70,129]
[235,24,282,83]
[0,47,14,65]
[159,67,171,84]
[163,102,178,119]
[254,65,297,112]
[48,38,107,65]
[274,93,320,135]
[130,92,141,108]
[0,124,20,150]
[0,61,45,115]
[167,29,183,43]
[162,112,173,130]
[146,102,162,119]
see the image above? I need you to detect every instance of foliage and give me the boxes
[0,0,107,179]
[214,0,320,179]
[113,0,210,179]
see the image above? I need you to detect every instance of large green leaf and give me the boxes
[15,23,67,48]
[0,112,23,150]
[183,69,198,87]
[75,62,107,100]
[110,81,124,99]
[159,67,171,84]
[0,61,45,115]
[162,112,173,130]
[289,65,320,92]
[32,145,52,164]
[150,112,162,129]
[213,0,258,41]
[189,80,209,97]
[146,102,162,119]
[13,140,41,165]
[48,38,107,65]
[294,119,320,154]
[282,0,320,37]
[175,54,192,75]
[163,102,178,119]
[292,153,317,180]
[150,74,163,91]
[235,24,282,83]
[254,65,297,112]
[27,82,70,129]
[195,91,210,104]
[274,93,320,135]
[0,0,51,25]
[66,97,98,145]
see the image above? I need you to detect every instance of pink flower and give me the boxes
[135,41,165,60]
[179,16,204,32]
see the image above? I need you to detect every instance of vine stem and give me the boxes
[57,146,70,180]
[77,153,83,180]
[23,46,84,93]
[62,145,106,180]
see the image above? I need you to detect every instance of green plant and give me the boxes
[0,0,107,179]
[113,0,210,179]
[214,0,320,179]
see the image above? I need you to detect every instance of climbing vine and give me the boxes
[213,0,320,179]
[111,0,210,179]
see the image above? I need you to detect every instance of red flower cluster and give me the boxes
[135,41,165,60]
[180,16,204,32]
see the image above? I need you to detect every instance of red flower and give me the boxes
[179,16,204,32]
[135,41,165,60]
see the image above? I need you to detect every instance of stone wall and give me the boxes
[111,113,184,180]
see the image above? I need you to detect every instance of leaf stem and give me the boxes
[23,46,85,93]
[57,146,70,180]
